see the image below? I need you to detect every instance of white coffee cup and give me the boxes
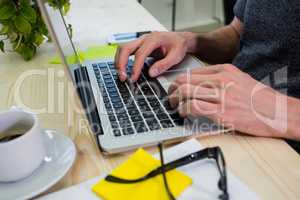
[0,108,46,182]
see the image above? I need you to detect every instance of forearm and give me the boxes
[180,23,241,64]
[286,97,300,140]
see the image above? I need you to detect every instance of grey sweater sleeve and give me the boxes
[234,0,247,22]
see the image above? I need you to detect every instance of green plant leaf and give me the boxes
[14,15,31,34]
[0,0,71,61]
[34,33,44,45]
[20,6,36,23]
[0,40,4,52]
[17,44,36,61]
[8,31,18,41]
[0,4,16,20]
[19,0,31,7]
[0,24,9,34]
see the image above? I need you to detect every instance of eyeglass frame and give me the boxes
[105,143,229,200]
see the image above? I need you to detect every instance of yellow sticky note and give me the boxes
[92,149,192,200]
[49,44,118,64]
[84,44,118,60]
[49,51,85,65]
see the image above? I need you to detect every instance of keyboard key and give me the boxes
[98,81,104,87]
[142,112,155,119]
[102,91,108,98]
[115,79,123,86]
[157,113,169,120]
[147,96,156,102]
[128,109,140,116]
[103,96,110,104]
[112,75,118,80]
[92,64,98,70]
[139,105,151,112]
[122,127,135,135]
[106,108,114,115]
[131,114,143,122]
[146,119,161,131]
[98,62,107,68]
[153,106,165,114]
[108,87,117,93]
[126,103,137,110]
[103,76,112,81]
[161,120,174,128]
[119,85,128,92]
[149,100,160,108]
[104,79,114,84]
[113,103,123,109]
[108,115,116,122]
[105,102,112,109]
[117,113,129,121]
[111,121,119,129]
[100,68,110,74]
[137,99,147,106]
[119,121,132,128]
[134,122,148,133]
[137,76,146,84]
[108,63,115,69]
[105,83,115,89]
[113,129,121,137]
[121,93,131,100]
[95,74,101,80]
[118,117,131,124]
[111,97,122,103]
[109,92,119,98]
[141,85,154,95]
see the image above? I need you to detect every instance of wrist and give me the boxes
[287,97,300,140]
[178,32,199,54]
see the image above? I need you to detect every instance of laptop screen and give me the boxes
[37,0,81,68]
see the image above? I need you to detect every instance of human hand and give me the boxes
[168,64,287,138]
[115,31,190,82]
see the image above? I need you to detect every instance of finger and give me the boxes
[148,48,183,77]
[131,39,161,81]
[187,64,225,75]
[168,84,219,108]
[178,99,218,118]
[115,39,144,81]
[168,74,222,95]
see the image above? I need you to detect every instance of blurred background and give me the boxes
[139,0,236,32]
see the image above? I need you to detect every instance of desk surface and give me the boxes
[0,0,300,199]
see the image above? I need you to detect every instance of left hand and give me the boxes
[168,64,287,138]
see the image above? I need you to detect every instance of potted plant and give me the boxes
[0,0,70,60]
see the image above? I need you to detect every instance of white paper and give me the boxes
[38,139,260,200]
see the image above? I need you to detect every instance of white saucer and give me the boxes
[0,130,76,200]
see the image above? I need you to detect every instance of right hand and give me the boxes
[115,31,190,82]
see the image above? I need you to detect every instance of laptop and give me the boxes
[37,0,223,154]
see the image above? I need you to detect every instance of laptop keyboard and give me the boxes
[92,60,183,137]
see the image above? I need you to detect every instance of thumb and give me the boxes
[149,49,183,77]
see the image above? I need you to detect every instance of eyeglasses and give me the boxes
[105,143,229,200]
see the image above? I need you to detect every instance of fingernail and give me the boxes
[119,71,127,81]
[150,68,159,77]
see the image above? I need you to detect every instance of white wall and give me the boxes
[141,0,224,32]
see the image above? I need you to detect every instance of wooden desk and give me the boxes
[0,0,300,199]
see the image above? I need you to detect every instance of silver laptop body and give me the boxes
[37,0,224,154]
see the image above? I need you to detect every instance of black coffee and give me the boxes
[0,123,31,143]
[0,134,22,143]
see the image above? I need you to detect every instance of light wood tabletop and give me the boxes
[0,0,300,199]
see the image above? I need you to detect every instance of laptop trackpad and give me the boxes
[157,55,203,91]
